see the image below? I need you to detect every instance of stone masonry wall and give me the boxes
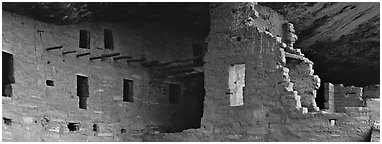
[2,11,204,142]
[333,84,364,113]
[130,3,373,142]
[2,3,376,142]
[203,2,290,141]
[285,52,320,112]
[182,2,371,142]
[363,84,380,99]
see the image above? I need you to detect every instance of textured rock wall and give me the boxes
[2,10,204,141]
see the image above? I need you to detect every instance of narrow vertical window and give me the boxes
[77,75,89,109]
[123,79,133,102]
[192,44,203,64]
[2,51,15,97]
[228,64,245,106]
[79,30,90,49]
[104,29,114,50]
[169,83,181,104]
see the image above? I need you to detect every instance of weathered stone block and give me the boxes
[22,116,34,124]
[247,127,268,135]
[97,133,114,137]
[227,134,242,139]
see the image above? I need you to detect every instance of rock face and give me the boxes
[261,2,380,86]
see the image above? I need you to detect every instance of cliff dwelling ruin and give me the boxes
[1,2,380,142]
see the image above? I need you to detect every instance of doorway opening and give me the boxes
[2,51,15,97]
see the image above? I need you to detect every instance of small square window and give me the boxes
[46,80,54,86]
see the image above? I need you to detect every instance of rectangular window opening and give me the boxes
[2,51,15,97]
[169,83,181,104]
[104,29,114,50]
[123,79,134,102]
[46,80,54,86]
[192,44,203,64]
[67,122,80,131]
[228,64,245,106]
[77,75,89,109]
[79,30,90,49]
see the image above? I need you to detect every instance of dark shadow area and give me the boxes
[315,83,326,110]
[169,83,181,104]
[163,73,205,133]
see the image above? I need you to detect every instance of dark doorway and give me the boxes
[315,81,326,110]
[123,79,133,102]
[181,74,205,130]
[77,75,89,109]
[165,74,205,133]
[2,51,15,97]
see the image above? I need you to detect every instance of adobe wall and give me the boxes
[2,11,204,141]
